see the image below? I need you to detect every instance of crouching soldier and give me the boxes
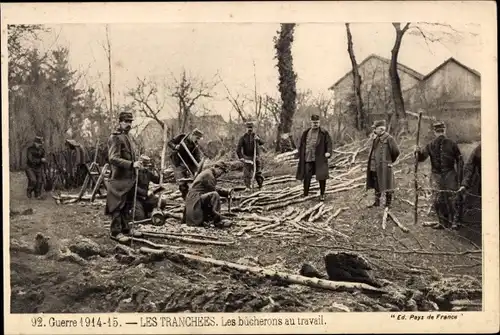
[237,121,265,189]
[133,155,163,221]
[25,136,47,199]
[168,128,203,200]
[415,121,464,229]
[184,161,233,228]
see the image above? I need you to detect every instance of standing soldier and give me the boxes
[296,114,333,202]
[168,129,204,200]
[25,136,46,199]
[458,143,481,195]
[366,120,400,208]
[415,121,464,229]
[105,111,144,239]
[236,121,265,190]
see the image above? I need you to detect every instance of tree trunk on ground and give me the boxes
[345,23,366,132]
[389,23,411,135]
[274,23,297,152]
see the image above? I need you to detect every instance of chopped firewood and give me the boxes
[297,203,324,222]
[134,232,234,246]
[422,221,439,227]
[308,204,326,222]
[387,210,410,233]
[253,221,281,233]
[139,247,386,293]
[382,207,389,230]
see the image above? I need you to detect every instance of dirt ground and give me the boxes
[9,142,482,313]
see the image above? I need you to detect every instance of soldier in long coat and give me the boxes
[296,114,333,202]
[184,161,232,228]
[25,136,46,199]
[366,120,400,208]
[167,128,203,200]
[415,121,464,229]
[133,155,162,221]
[105,111,144,238]
[236,121,265,189]
[459,143,481,195]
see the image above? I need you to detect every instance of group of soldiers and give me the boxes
[24,111,481,239]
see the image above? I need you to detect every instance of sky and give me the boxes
[35,22,482,122]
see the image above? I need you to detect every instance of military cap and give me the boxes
[373,119,386,128]
[65,139,80,147]
[139,154,151,162]
[310,114,320,121]
[118,111,134,122]
[245,121,254,127]
[34,136,44,144]
[433,121,446,131]
[192,128,203,137]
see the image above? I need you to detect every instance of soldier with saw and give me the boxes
[236,121,265,190]
[105,111,144,238]
[167,128,203,200]
[132,155,165,221]
[415,121,464,230]
[184,161,233,228]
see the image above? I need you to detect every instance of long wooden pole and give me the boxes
[414,111,423,225]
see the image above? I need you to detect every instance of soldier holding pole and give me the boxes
[167,128,204,200]
[414,121,464,229]
[236,121,265,190]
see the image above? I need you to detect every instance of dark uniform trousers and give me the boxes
[26,168,44,198]
[430,171,461,227]
[134,195,160,221]
[367,171,393,206]
[110,190,135,236]
[242,158,264,189]
[199,191,223,224]
[303,162,326,196]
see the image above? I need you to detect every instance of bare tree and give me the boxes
[127,77,168,129]
[170,69,219,133]
[274,23,298,152]
[345,23,366,131]
[101,25,114,125]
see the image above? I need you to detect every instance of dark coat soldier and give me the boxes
[366,120,400,208]
[459,143,481,195]
[25,136,46,199]
[415,121,464,229]
[296,114,333,202]
[105,111,144,238]
[184,162,232,228]
[65,139,90,187]
[236,121,265,189]
[168,129,203,200]
[279,133,297,154]
[133,155,162,221]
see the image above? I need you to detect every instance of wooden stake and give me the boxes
[382,207,389,230]
[414,111,423,225]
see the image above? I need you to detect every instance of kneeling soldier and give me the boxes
[184,161,232,228]
[133,155,163,221]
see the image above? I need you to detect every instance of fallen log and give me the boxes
[387,211,410,233]
[382,207,389,230]
[139,247,386,293]
[135,231,234,246]
[294,202,324,222]
[333,207,349,219]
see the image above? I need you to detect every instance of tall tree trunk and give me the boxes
[345,23,366,132]
[389,22,410,134]
[274,23,297,152]
[105,25,114,126]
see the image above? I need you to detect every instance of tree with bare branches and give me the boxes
[345,23,366,131]
[274,23,297,152]
[102,25,114,124]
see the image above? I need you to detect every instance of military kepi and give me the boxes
[310,114,320,121]
[373,119,386,128]
[245,121,254,128]
[192,128,204,137]
[34,136,44,144]
[119,111,134,122]
[433,121,446,131]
